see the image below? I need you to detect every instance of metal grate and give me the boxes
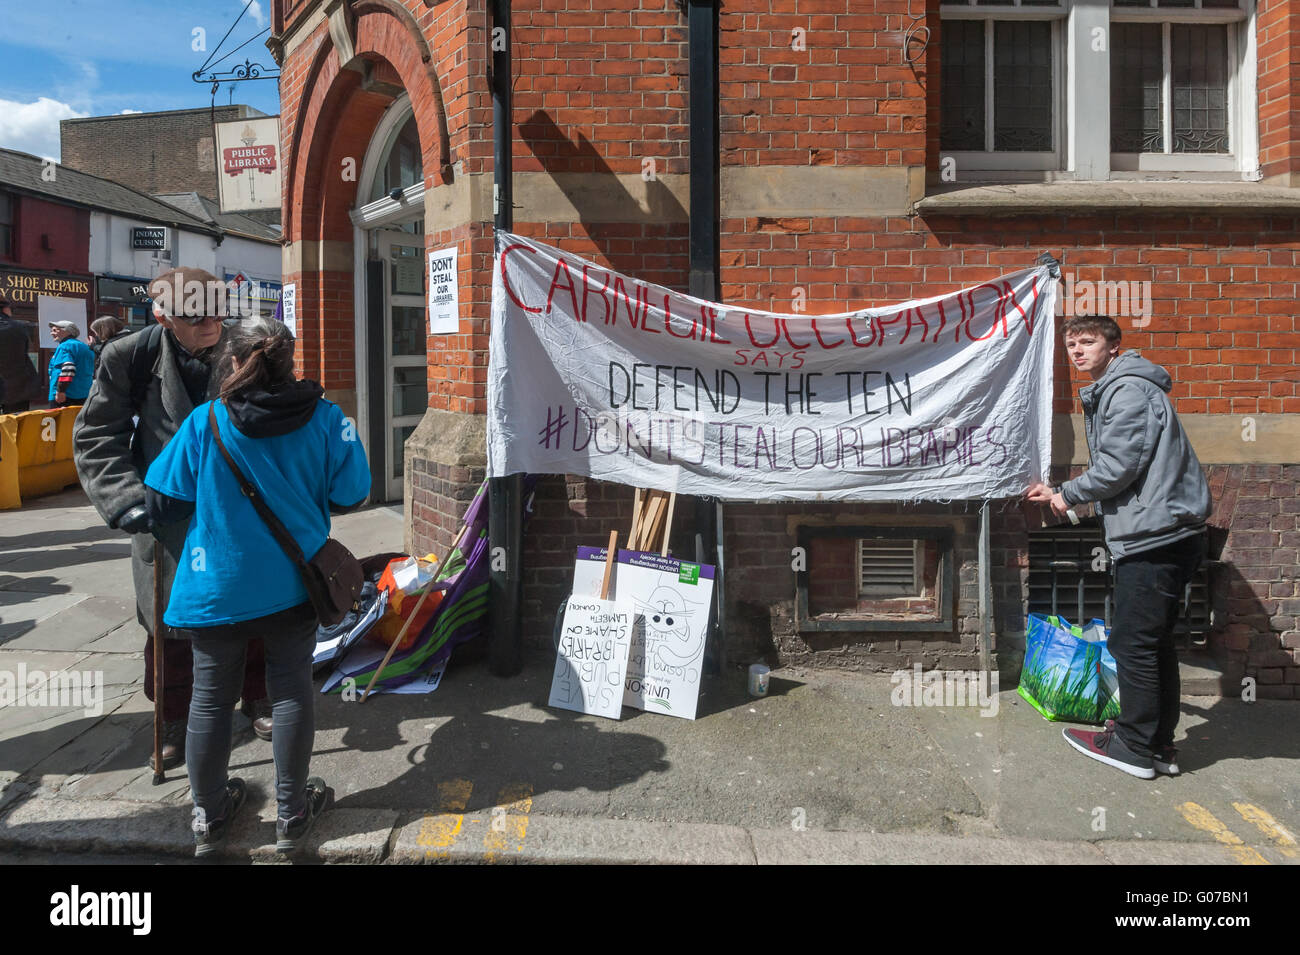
[858,539,922,597]
[1028,521,1212,649]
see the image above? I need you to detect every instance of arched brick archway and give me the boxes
[280,2,454,474]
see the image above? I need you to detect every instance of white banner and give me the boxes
[488,232,1057,501]
[215,116,282,213]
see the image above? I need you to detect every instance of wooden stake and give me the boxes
[599,530,618,599]
[151,540,166,784]
[630,488,644,548]
[641,492,666,551]
[660,492,677,557]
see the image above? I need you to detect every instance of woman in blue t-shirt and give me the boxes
[145,316,370,857]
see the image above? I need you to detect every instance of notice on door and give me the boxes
[428,247,459,334]
[281,283,297,337]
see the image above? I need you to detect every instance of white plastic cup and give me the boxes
[748,664,771,697]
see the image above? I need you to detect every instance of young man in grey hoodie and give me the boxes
[1028,316,1211,779]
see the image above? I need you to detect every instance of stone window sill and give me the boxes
[916,181,1300,216]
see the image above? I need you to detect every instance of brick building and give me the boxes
[269,0,1299,694]
[60,106,281,229]
[60,106,266,206]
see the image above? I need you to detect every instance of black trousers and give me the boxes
[1109,534,1207,757]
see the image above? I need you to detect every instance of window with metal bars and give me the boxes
[1027,520,1212,648]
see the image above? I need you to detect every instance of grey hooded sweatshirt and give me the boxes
[1060,351,1211,560]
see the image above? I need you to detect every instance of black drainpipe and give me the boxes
[687,0,724,668]
[687,0,719,302]
[488,0,525,677]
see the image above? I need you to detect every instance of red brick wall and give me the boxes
[720,1,924,169]
[1258,0,1300,182]
[719,214,1300,417]
[512,2,689,177]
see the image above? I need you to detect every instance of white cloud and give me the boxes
[0,97,87,162]
[243,1,266,28]
[120,109,142,114]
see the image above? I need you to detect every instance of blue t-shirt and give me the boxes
[48,338,95,400]
[144,398,370,628]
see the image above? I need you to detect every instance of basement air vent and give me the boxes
[857,539,922,597]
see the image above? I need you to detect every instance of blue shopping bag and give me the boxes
[1018,613,1120,724]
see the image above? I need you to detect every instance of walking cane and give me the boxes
[152,539,166,785]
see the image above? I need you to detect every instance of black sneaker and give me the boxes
[276,776,330,853]
[1152,746,1180,776]
[1103,720,1180,776]
[1063,726,1156,779]
[193,778,247,858]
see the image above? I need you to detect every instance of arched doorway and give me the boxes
[351,96,428,501]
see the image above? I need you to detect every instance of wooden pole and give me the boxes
[599,530,618,600]
[660,492,677,557]
[151,540,166,784]
[629,488,644,549]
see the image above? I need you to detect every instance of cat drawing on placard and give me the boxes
[635,586,706,673]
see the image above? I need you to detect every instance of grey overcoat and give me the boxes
[73,327,208,637]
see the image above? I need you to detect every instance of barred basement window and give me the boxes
[858,539,922,598]
[1027,520,1213,649]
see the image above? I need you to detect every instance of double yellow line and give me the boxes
[415,778,535,862]
[1177,801,1298,865]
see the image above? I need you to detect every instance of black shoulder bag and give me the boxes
[207,401,363,626]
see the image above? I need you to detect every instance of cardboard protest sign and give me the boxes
[427,247,459,334]
[488,232,1057,501]
[570,547,715,721]
[548,595,634,719]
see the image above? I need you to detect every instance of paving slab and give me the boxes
[0,592,84,641]
[2,595,135,651]
[84,622,145,654]
[24,711,147,788]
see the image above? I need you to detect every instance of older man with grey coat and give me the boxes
[73,267,271,770]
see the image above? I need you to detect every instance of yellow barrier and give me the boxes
[0,406,83,509]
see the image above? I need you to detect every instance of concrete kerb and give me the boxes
[1,798,1292,864]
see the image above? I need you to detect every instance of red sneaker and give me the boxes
[1063,726,1155,779]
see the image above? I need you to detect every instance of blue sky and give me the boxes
[0,1,281,161]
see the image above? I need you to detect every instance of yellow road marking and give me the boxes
[1176,802,1270,865]
[483,783,533,863]
[1232,803,1298,859]
[417,778,474,860]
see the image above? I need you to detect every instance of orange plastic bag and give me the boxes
[367,557,443,652]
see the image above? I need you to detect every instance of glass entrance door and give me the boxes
[377,230,428,501]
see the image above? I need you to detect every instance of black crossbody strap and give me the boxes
[207,401,310,571]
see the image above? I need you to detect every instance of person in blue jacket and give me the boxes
[47,320,95,406]
[144,316,370,857]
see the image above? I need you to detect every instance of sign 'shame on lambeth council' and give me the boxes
[487,232,1058,502]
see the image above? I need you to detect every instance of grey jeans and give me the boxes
[177,601,318,821]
